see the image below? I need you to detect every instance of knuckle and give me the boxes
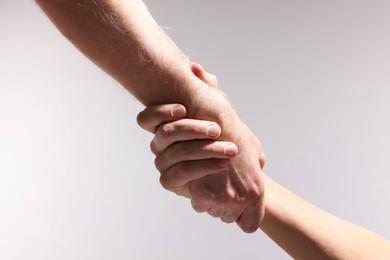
[159,124,175,138]
[221,218,235,224]
[150,139,158,155]
[191,199,207,213]
[209,208,224,218]
[159,174,173,190]
[136,111,144,127]
[241,224,258,234]
[154,156,164,172]
[192,206,205,213]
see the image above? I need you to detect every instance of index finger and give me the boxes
[137,104,187,133]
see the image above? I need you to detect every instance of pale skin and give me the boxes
[137,66,390,260]
[35,0,265,232]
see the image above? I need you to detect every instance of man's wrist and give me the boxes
[184,84,241,140]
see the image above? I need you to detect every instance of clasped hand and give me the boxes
[137,65,266,233]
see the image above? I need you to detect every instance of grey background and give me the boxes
[1,1,389,259]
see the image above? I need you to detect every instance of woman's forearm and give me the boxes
[260,175,390,259]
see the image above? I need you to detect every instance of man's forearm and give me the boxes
[35,0,219,112]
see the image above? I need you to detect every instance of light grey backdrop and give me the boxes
[1,1,389,259]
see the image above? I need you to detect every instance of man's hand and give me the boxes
[138,64,266,233]
[138,102,265,232]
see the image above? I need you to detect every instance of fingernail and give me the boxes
[171,105,186,118]
[224,144,238,156]
[206,124,219,138]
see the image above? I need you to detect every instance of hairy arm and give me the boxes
[35,0,210,108]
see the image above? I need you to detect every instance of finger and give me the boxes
[191,198,209,213]
[207,208,226,218]
[220,209,241,224]
[191,63,218,89]
[164,184,191,199]
[236,200,264,233]
[151,119,222,154]
[159,158,229,191]
[154,140,238,172]
[137,104,187,133]
[260,151,266,169]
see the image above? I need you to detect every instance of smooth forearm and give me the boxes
[260,175,390,259]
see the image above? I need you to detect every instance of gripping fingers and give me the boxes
[159,158,229,192]
[191,199,209,213]
[191,63,218,89]
[207,208,226,218]
[236,200,264,233]
[151,119,222,155]
[137,104,187,133]
[154,140,238,173]
[188,177,247,221]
